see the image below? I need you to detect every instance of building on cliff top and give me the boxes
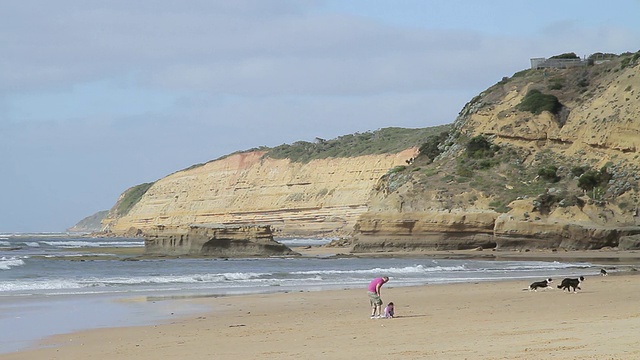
[530,57,586,69]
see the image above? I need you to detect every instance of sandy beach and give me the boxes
[2,257,640,360]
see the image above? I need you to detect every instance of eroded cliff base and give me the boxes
[351,208,640,253]
[144,224,299,258]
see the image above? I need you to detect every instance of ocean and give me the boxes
[0,233,602,354]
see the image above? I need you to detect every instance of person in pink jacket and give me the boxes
[367,276,389,318]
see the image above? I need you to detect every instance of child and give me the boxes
[383,302,395,318]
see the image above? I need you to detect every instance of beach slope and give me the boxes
[3,274,640,360]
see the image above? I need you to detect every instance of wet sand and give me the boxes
[2,249,640,360]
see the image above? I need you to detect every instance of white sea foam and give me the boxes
[478,261,591,272]
[0,257,25,270]
[42,253,115,258]
[40,240,144,248]
[77,271,273,287]
[0,279,83,291]
[290,264,466,276]
[0,232,69,238]
[0,234,600,298]
[219,272,269,281]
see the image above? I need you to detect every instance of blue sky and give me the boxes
[1,0,639,232]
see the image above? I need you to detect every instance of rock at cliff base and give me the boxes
[144,224,299,257]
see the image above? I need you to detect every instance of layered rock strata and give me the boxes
[353,208,640,252]
[353,60,640,251]
[353,211,497,251]
[103,149,417,237]
[144,224,298,257]
[101,55,640,252]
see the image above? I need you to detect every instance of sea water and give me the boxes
[0,233,600,353]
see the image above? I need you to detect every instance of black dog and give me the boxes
[557,276,585,292]
[525,278,553,292]
[600,269,608,276]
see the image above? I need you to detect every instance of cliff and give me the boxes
[97,51,640,252]
[102,148,419,237]
[353,51,640,251]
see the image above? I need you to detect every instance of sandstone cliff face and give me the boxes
[353,56,640,251]
[101,53,640,252]
[465,64,640,161]
[103,149,417,237]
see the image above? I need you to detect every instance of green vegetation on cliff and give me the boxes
[266,125,451,163]
[549,52,579,60]
[115,182,154,216]
[516,89,562,115]
[392,135,612,214]
[379,50,640,216]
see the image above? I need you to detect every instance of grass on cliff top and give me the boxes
[115,182,154,216]
[174,125,451,171]
[265,125,451,163]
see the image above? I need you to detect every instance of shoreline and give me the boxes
[3,249,640,359]
[3,270,640,359]
[299,245,640,265]
[0,292,209,355]
[40,240,640,268]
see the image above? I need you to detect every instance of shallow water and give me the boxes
[0,233,605,354]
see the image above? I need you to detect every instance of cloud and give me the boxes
[0,1,540,96]
[2,0,639,231]
[3,1,638,100]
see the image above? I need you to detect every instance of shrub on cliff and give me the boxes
[578,167,612,192]
[571,166,588,178]
[537,165,560,183]
[550,52,579,59]
[418,130,450,161]
[517,89,562,115]
[466,135,499,159]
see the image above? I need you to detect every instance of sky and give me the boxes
[1,0,639,233]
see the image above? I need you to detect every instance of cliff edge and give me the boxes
[102,147,419,237]
[352,51,640,251]
[96,51,640,252]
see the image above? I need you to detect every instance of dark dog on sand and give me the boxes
[600,269,608,276]
[557,276,585,292]
[525,278,553,292]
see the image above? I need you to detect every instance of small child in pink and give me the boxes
[383,302,395,318]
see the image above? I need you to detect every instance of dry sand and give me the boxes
[3,267,640,360]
